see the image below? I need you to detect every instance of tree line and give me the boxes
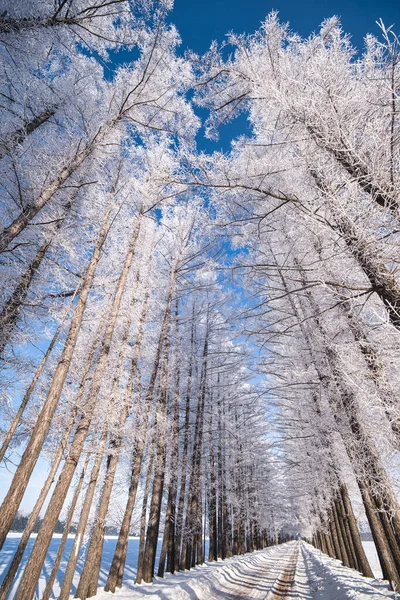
[0,2,399,598]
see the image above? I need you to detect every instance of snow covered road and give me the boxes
[94,541,397,600]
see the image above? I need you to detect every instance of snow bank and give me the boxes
[301,542,396,600]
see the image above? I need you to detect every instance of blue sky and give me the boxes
[170,0,400,153]
[3,0,399,517]
[171,0,400,54]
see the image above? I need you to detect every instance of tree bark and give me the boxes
[175,309,195,570]
[41,452,90,600]
[0,284,79,463]
[105,268,177,592]
[141,317,171,583]
[340,485,373,577]
[158,300,181,577]
[58,430,108,600]
[74,282,141,600]
[135,438,155,584]
[183,330,208,570]
[0,203,115,549]
[12,212,142,600]
[0,107,57,159]
[359,480,400,590]
[0,304,105,600]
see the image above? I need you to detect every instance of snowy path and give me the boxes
[0,537,396,599]
[94,541,397,600]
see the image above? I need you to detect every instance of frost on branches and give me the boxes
[1,3,400,599]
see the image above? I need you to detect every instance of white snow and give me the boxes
[363,540,383,578]
[0,536,394,599]
[0,534,143,600]
[92,541,396,600]
[301,542,395,599]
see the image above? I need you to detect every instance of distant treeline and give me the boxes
[11,512,121,536]
[11,512,64,534]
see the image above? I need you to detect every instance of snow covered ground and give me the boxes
[0,535,394,599]
[93,541,396,600]
[300,542,395,600]
[363,540,383,578]
[94,541,396,600]
[0,534,151,599]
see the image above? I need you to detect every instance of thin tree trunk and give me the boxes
[175,309,195,570]
[282,250,400,579]
[0,284,79,463]
[208,409,218,562]
[340,485,373,577]
[0,412,77,600]
[0,106,57,159]
[141,319,171,583]
[328,511,342,561]
[41,450,91,600]
[74,284,141,600]
[58,430,108,600]
[135,440,156,584]
[158,300,181,577]
[183,330,208,571]
[12,212,142,600]
[105,270,177,592]
[359,480,400,590]
[335,495,358,570]
[0,305,106,600]
[332,501,350,567]
[0,203,115,548]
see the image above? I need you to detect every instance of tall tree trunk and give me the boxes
[135,438,156,584]
[158,300,181,577]
[141,316,171,583]
[217,387,224,559]
[183,330,208,570]
[278,252,400,586]
[334,495,358,570]
[340,485,373,577]
[0,283,79,463]
[105,268,177,592]
[0,411,77,600]
[58,429,108,600]
[0,305,106,600]
[12,212,143,600]
[331,502,350,567]
[41,450,91,600]
[208,409,218,562]
[0,202,116,549]
[175,309,195,570]
[74,282,141,600]
[359,480,400,589]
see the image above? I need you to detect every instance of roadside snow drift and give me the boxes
[93,541,396,600]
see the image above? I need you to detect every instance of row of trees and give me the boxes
[1,1,400,598]
[0,3,277,599]
[196,11,400,590]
